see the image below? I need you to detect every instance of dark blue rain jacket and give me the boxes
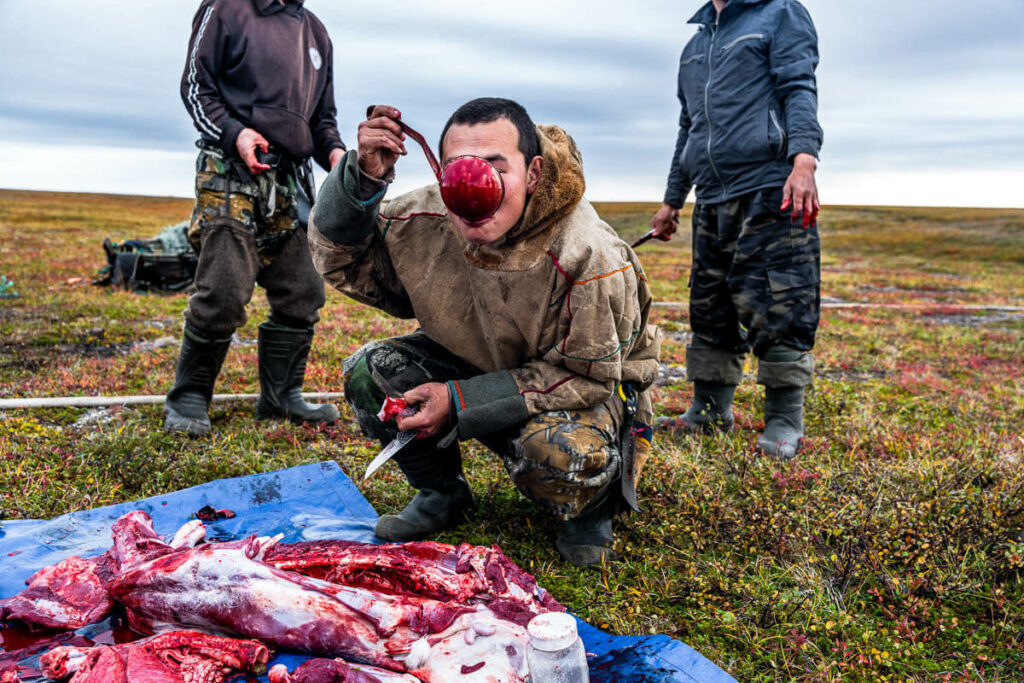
[664,0,823,206]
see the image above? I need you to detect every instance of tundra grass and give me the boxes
[1,190,1022,682]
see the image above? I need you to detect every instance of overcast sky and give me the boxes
[1,0,1022,207]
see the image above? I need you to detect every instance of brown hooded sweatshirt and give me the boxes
[309,125,661,437]
[180,0,345,171]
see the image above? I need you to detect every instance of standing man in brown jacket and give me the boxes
[166,0,345,437]
[309,99,660,566]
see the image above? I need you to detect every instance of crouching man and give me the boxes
[308,98,660,566]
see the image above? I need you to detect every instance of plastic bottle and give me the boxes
[526,612,590,683]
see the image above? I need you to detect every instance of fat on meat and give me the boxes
[108,535,532,681]
[265,540,563,625]
[38,630,269,683]
[0,511,203,631]
[268,658,421,682]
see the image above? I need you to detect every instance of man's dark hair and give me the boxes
[439,97,541,167]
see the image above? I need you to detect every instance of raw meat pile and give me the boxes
[0,511,563,682]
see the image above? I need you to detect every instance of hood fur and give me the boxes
[462,124,586,270]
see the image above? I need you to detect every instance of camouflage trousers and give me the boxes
[344,332,643,520]
[188,143,313,264]
[184,143,325,335]
[689,185,820,357]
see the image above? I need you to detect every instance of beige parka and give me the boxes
[309,125,661,433]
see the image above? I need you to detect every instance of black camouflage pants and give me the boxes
[184,145,325,336]
[344,333,628,520]
[689,186,820,358]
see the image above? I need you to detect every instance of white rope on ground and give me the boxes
[0,393,346,410]
[652,302,1024,311]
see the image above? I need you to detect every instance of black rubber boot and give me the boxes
[758,386,805,460]
[663,381,736,433]
[255,323,340,425]
[555,492,617,568]
[164,326,231,438]
[375,442,475,542]
[756,345,813,460]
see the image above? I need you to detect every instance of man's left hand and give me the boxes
[781,153,820,228]
[328,147,345,170]
[396,382,451,438]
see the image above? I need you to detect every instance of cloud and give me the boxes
[0,0,1022,206]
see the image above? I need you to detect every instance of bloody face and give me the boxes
[440,119,542,246]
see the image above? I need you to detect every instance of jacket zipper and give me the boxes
[704,26,726,192]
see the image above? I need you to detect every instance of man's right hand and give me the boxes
[650,203,681,240]
[236,128,271,175]
[358,105,407,180]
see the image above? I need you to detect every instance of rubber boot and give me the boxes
[255,322,340,424]
[756,345,813,460]
[758,386,805,460]
[659,339,743,434]
[554,490,617,568]
[164,326,231,438]
[668,381,736,433]
[375,442,475,542]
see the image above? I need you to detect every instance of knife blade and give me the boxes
[363,430,417,481]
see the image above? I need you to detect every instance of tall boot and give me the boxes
[660,339,743,433]
[670,381,737,433]
[164,325,232,438]
[255,322,339,424]
[375,442,474,542]
[756,344,814,460]
[555,488,617,568]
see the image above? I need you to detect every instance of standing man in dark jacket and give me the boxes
[651,0,823,459]
[166,0,345,437]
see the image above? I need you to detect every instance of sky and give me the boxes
[0,0,1022,208]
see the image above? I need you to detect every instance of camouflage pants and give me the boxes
[184,144,325,335]
[344,332,630,519]
[689,185,820,357]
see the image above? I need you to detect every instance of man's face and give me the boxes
[440,119,542,245]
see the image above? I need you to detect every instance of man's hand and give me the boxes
[396,382,450,438]
[358,105,407,180]
[781,153,820,228]
[650,203,680,240]
[236,128,271,175]
[328,147,346,170]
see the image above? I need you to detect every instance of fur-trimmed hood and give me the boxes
[461,124,586,270]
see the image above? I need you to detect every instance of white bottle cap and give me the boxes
[527,612,579,652]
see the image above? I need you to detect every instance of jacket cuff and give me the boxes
[312,150,386,245]
[447,371,529,441]
[219,118,246,158]
[663,185,691,209]
[787,137,821,160]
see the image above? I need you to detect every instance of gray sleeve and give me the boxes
[312,150,388,245]
[663,60,694,208]
[442,371,529,443]
[770,1,824,159]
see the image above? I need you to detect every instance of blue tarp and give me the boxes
[0,461,735,682]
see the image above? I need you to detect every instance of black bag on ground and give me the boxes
[93,221,198,293]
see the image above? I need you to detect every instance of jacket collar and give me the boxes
[688,0,767,26]
[254,0,304,16]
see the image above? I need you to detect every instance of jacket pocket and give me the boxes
[720,32,764,52]
[768,108,787,159]
[251,105,313,160]
[678,136,700,177]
